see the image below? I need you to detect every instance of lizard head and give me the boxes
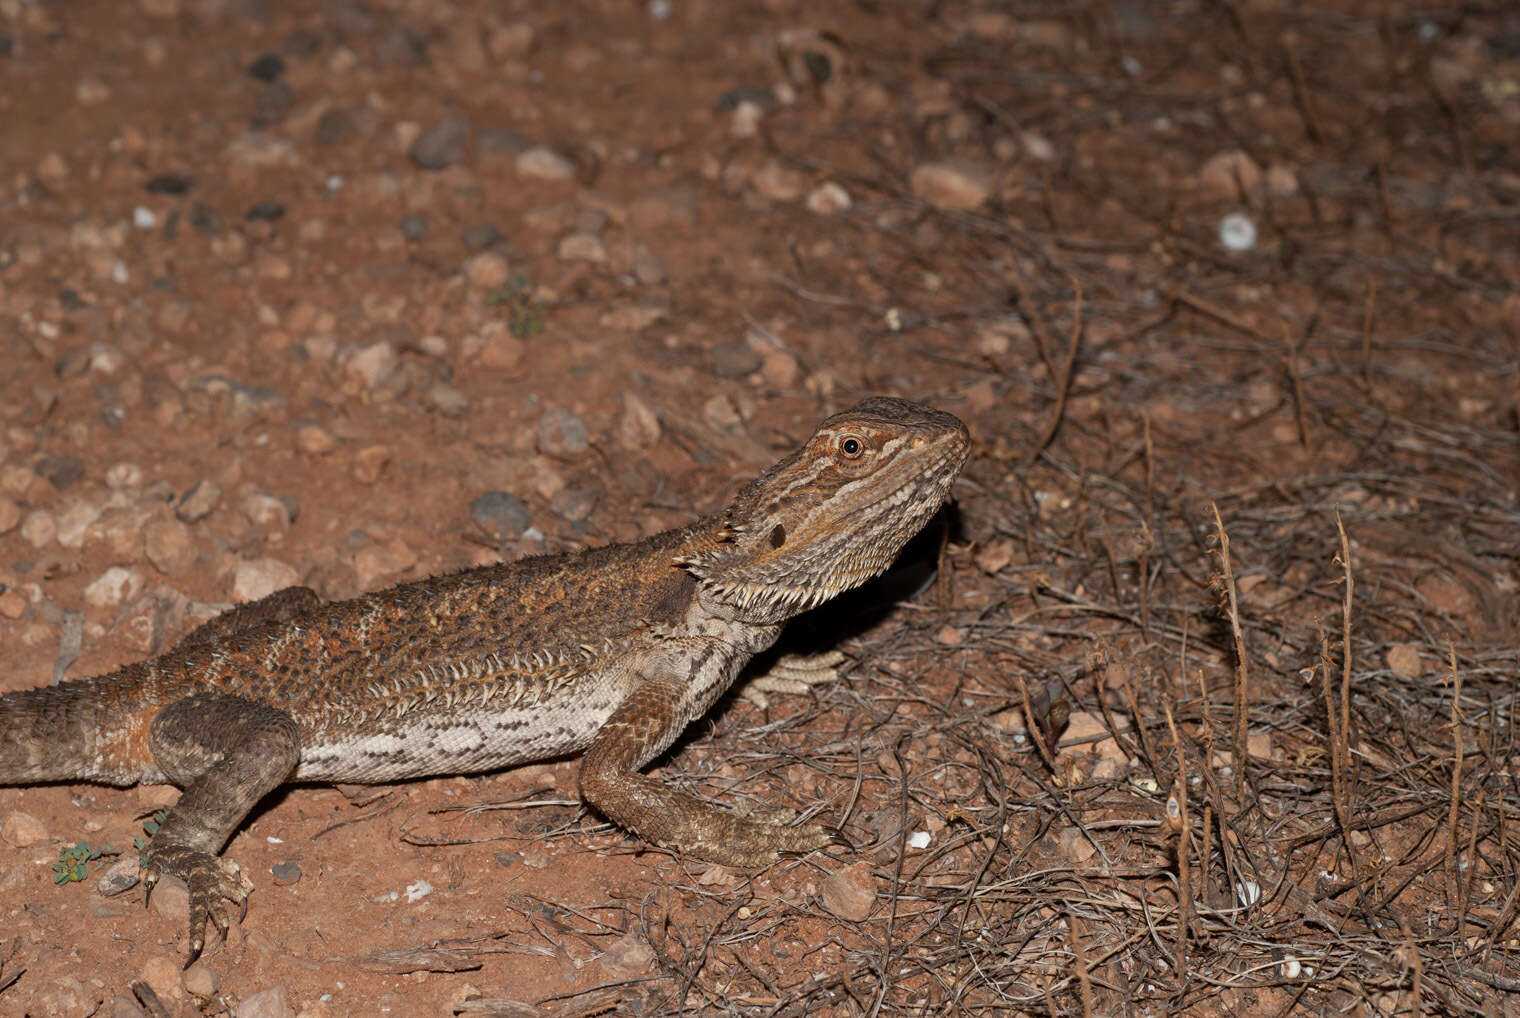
[683,397,971,623]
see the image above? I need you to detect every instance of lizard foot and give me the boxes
[142,844,252,964]
[737,650,849,708]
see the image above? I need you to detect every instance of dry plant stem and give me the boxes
[1209,502,1250,805]
[1139,415,1155,643]
[1163,704,1190,985]
[1068,915,1094,1018]
[1284,44,1325,145]
[1027,276,1084,464]
[1019,676,1058,776]
[1171,289,1275,344]
[1444,642,1464,933]
[1360,276,1377,394]
[1333,512,1362,904]
[1282,323,1312,452]
[1008,259,1056,378]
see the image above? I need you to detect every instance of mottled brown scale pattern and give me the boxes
[0,397,970,961]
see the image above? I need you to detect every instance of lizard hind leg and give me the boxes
[145,694,301,963]
[735,649,849,708]
[579,675,834,870]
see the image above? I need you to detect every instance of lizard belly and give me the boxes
[293,694,622,783]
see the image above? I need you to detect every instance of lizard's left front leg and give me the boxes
[579,673,833,869]
[146,693,301,963]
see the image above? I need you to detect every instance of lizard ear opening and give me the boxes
[768,524,787,549]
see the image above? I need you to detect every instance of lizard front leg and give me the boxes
[579,674,833,869]
[146,694,300,962]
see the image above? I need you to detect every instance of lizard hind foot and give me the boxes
[692,816,837,871]
[142,843,252,965]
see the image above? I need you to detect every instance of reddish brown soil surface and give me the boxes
[2,0,1518,1015]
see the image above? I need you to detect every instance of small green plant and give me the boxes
[484,275,547,338]
[134,809,170,861]
[53,841,108,884]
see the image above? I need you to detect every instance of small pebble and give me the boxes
[409,118,470,171]
[460,223,501,250]
[233,558,300,602]
[426,382,470,418]
[909,161,991,210]
[470,491,530,538]
[352,445,391,484]
[515,146,576,181]
[175,479,223,522]
[270,861,302,885]
[133,206,157,230]
[84,567,144,607]
[248,53,285,81]
[537,407,589,456]
[144,518,196,576]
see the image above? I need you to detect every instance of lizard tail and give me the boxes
[0,681,135,785]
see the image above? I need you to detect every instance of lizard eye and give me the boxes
[839,436,865,459]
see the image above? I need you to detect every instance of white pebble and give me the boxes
[1234,879,1261,909]
[906,830,931,850]
[648,0,672,20]
[1218,212,1257,251]
[133,207,157,230]
[326,175,344,191]
[405,879,433,902]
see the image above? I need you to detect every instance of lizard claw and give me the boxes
[142,844,252,965]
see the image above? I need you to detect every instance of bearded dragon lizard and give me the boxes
[0,397,970,960]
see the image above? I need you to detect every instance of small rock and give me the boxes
[461,223,501,250]
[557,233,608,263]
[934,624,962,646]
[0,590,25,619]
[488,22,535,58]
[476,325,525,369]
[234,558,300,602]
[183,962,219,997]
[35,454,85,490]
[702,393,742,432]
[241,493,293,531]
[466,251,511,290]
[21,509,57,547]
[426,383,470,418]
[1198,149,1263,201]
[712,342,762,379]
[470,491,530,538]
[85,567,144,607]
[0,809,48,847]
[974,539,1013,574]
[295,424,337,455]
[599,303,667,331]
[105,462,144,489]
[805,181,851,215]
[821,862,877,922]
[537,407,590,456]
[353,544,406,588]
[409,118,470,171]
[175,479,223,522]
[599,931,655,976]
[235,986,294,1018]
[516,146,576,181]
[314,108,358,146]
[730,99,763,138]
[1265,163,1299,196]
[760,350,799,388]
[56,501,103,548]
[144,518,196,576]
[631,249,665,285]
[1386,642,1423,678]
[248,53,284,81]
[344,341,399,389]
[397,213,428,240]
[269,861,302,886]
[618,393,661,449]
[352,445,391,484]
[750,159,807,201]
[910,161,991,210]
[97,856,143,897]
[0,494,24,534]
[549,486,596,522]
[245,200,284,222]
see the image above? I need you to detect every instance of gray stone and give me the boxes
[408,118,470,171]
[537,407,589,455]
[175,479,222,522]
[470,491,529,538]
[711,342,761,378]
